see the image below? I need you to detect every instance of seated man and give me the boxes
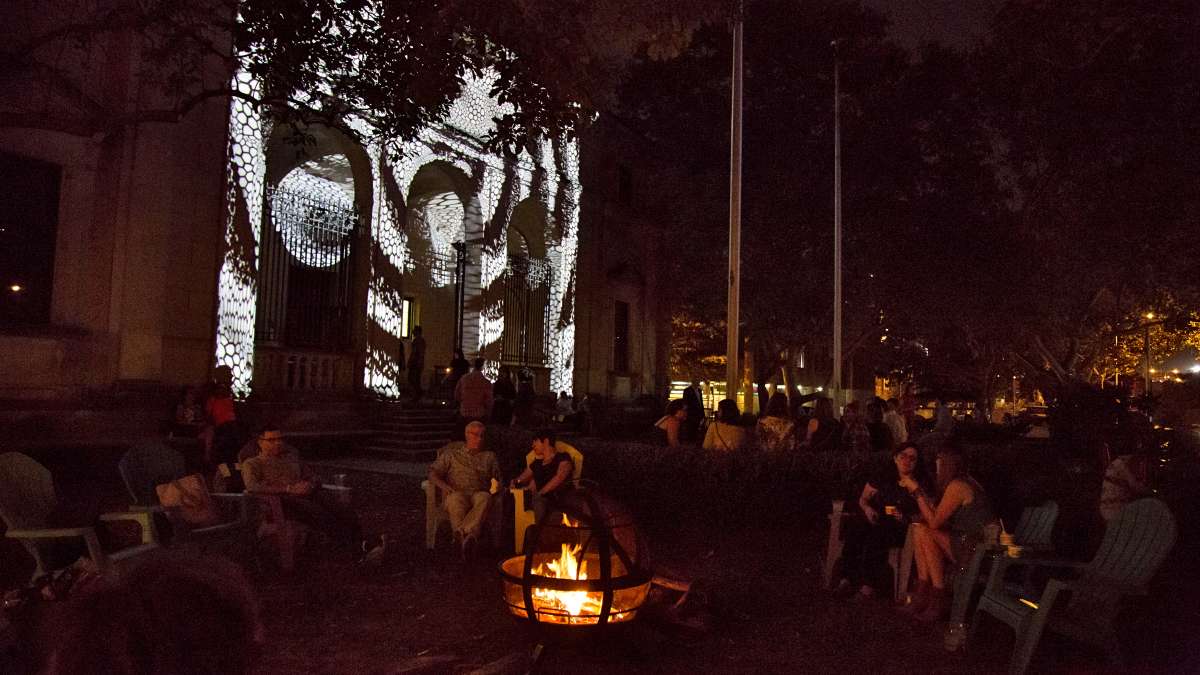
[510,428,575,521]
[240,424,381,562]
[427,421,501,557]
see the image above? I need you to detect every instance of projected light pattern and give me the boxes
[271,168,357,268]
[221,64,581,398]
[214,71,266,397]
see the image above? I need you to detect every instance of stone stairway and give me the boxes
[361,402,457,462]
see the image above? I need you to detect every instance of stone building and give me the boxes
[0,7,667,444]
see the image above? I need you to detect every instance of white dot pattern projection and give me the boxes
[220,66,581,398]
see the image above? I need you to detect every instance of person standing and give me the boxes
[681,382,705,443]
[407,326,426,404]
[454,358,493,436]
[883,397,908,445]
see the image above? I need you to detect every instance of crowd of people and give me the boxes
[654,386,934,455]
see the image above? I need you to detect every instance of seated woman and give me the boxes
[510,428,575,521]
[901,443,995,621]
[703,399,749,451]
[834,442,930,599]
[756,392,796,453]
[655,400,688,447]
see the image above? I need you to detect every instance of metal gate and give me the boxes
[500,255,552,366]
[256,179,359,350]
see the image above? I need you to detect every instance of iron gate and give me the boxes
[500,255,552,366]
[256,178,359,350]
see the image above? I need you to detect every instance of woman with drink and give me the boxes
[833,442,931,599]
[901,443,995,621]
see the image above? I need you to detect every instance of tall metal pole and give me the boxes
[726,13,744,406]
[832,42,843,406]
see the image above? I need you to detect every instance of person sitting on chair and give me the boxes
[509,428,575,521]
[240,423,381,562]
[427,421,502,557]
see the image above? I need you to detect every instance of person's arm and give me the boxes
[538,459,574,496]
[454,377,465,403]
[702,424,717,450]
[859,483,880,524]
[905,478,968,530]
[806,418,819,444]
[428,454,456,494]
[666,419,681,447]
[242,461,294,495]
[510,466,534,489]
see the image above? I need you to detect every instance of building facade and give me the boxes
[0,11,666,424]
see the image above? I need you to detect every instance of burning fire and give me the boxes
[530,515,604,623]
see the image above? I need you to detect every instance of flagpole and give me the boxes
[726,9,744,408]
[832,40,843,407]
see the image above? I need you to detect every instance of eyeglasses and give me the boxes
[897,453,918,461]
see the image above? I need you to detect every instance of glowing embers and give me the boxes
[270,162,358,268]
[500,488,651,627]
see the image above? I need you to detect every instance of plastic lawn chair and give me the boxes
[511,442,584,553]
[0,452,158,580]
[968,498,1176,674]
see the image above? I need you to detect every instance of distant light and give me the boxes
[8,284,20,293]
[816,386,824,392]
[1172,368,1180,374]
[1018,598,1039,610]
[1191,365,1200,374]
[1150,368,1157,374]
[1145,312,1155,320]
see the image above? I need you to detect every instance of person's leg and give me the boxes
[532,492,550,523]
[443,491,470,538]
[927,529,953,589]
[461,491,492,540]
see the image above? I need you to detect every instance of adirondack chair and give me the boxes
[0,452,158,580]
[117,442,250,544]
[823,501,917,602]
[511,442,584,553]
[948,501,1059,628]
[213,441,356,571]
[968,498,1177,675]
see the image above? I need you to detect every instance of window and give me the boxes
[1,152,61,326]
[617,164,633,205]
[400,297,416,338]
[613,300,630,373]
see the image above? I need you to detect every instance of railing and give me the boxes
[253,347,355,396]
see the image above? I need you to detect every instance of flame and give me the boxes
[529,515,604,623]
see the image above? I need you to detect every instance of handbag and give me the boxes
[156,474,220,526]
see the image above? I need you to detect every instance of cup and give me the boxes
[831,499,845,515]
[884,505,898,518]
[333,473,347,488]
[999,532,1015,547]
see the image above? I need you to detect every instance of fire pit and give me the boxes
[499,486,651,627]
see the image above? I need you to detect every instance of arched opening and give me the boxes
[257,152,359,351]
[500,199,552,369]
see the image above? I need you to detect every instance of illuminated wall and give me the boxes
[213,72,267,397]
[220,69,581,398]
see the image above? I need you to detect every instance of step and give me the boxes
[376,428,453,441]
[369,439,449,452]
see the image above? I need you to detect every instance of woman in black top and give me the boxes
[833,442,931,599]
[510,428,575,521]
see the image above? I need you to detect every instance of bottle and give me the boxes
[943,621,967,652]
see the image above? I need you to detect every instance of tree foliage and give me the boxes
[0,0,725,149]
